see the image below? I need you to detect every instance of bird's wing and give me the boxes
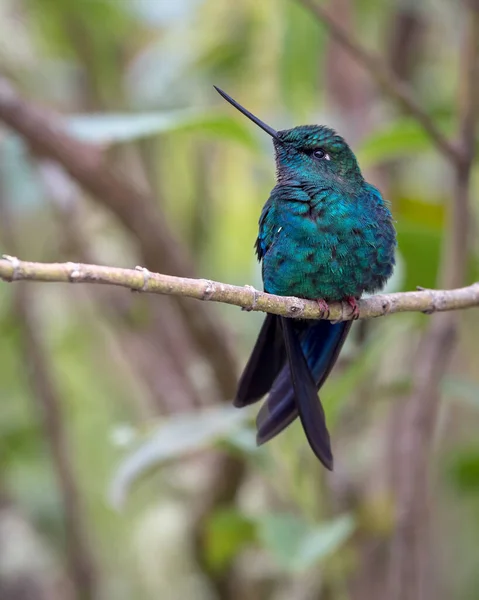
[234,313,286,407]
[255,198,277,261]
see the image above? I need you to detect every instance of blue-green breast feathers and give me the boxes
[256,125,396,300]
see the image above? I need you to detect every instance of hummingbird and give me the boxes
[215,86,396,470]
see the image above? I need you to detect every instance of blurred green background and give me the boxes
[0,0,478,599]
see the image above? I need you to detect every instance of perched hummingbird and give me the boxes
[215,86,396,470]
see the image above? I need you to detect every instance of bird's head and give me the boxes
[273,125,363,188]
[214,86,363,191]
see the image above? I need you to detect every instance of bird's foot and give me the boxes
[345,296,360,320]
[315,298,330,319]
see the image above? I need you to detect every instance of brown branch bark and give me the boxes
[0,256,478,322]
[389,5,479,599]
[298,0,462,165]
[0,77,238,399]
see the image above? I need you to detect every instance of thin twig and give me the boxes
[0,257,478,322]
[389,5,479,599]
[298,0,461,165]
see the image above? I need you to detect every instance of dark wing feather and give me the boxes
[234,313,286,407]
[256,320,352,446]
[281,317,334,470]
[256,366,297,444]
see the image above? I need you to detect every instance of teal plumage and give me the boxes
[215,87,396,469]
[258,126,395,299]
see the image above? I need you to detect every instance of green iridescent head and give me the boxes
[274,125,362,186]
[214,86,363,189]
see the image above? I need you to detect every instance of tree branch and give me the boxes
[298,0,462,165]
[1,256,478,322]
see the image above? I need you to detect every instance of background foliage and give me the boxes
[0,1,478,599]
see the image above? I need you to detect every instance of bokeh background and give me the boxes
[0,0,478,599]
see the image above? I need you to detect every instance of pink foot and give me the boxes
[316,298,330,319]
[345,296,360,320]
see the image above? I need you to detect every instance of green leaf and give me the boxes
[1,134,45,210]
[127,0,202,26]
[396,219,442,291]
[256,513,355,573]
[109,405,252,509]
[356,118,451,167]
[204,508,256,572]
[446,447,479,493]
[280,1,325,118]
[220,427,259,455]
[64,110,258,149]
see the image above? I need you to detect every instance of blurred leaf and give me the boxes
[109,405,251,509]
[0,135,45,210]
[256,513,355,573]
[220,426,259,455]
[205,508,256,572]
[446,447,479,493]
[65,111,258,149]
[0,419,42,464]
[396,220,442,290]
[398,196,445,229]
[444,378,479,410]
[357,118,451,167]
[281,2,325,117]
[195,12,255,80]
[127,0,203,25]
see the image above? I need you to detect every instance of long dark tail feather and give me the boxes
[234,313,286,407]
[256,364,298,444]
[256,319,352,451]
[280,317,334,470]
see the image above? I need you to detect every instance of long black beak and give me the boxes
[214,86,279,140]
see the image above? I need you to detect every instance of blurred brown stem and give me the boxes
[41,164,206,413]
[13,289,98,600]
[0,77,238,400]
[298,0,461,165]
[0,492,76,600]
[389,5,479,599]
[0,202,97,600]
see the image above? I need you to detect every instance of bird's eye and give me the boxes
[313,149,330,161]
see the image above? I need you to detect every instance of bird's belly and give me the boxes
[263,222,394,301]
